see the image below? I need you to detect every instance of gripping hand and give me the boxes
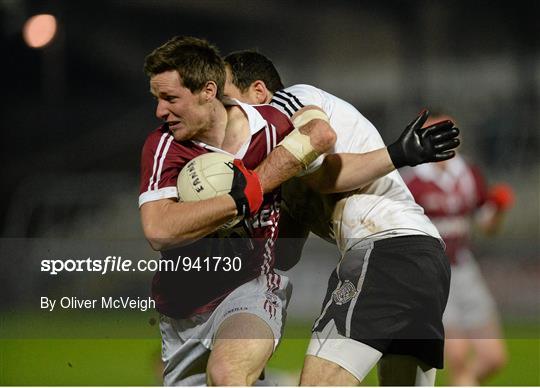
[228,159,263,217]
[388,109,460,168]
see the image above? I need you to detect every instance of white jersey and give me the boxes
[270,84,441,252]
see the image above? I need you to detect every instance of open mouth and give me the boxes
[167,121,181,131]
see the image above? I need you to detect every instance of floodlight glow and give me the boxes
[23,14,57,48]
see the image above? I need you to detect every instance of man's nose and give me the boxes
[156,100,168,121]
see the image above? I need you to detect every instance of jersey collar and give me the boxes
[223,98,268,135]
[190,98,268,158]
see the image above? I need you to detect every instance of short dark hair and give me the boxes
[224,50,284,93]
[144,36,226,99]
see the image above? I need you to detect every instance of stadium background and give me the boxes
[0,0,538,385]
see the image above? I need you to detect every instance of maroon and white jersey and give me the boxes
[402,155,488,265]
[138,101,294,318]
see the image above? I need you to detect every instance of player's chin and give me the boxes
[170,126,189,141]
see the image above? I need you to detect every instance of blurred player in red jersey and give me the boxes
[402,112,514,385]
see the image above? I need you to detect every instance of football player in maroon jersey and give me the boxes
[139,36,336,386]
[403,112,513,385]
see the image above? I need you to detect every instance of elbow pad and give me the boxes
[279,109,329,169]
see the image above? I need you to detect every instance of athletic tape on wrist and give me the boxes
[279,109,329,169]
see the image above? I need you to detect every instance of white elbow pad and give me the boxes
[292,108,330,129]
[279,109,330,169]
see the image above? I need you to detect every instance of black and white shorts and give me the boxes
[310,235,450,371]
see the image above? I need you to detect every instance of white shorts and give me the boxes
[306,320,383,382]
[306,321,437,385]
[160,273,292,386]
[443,252,498,330]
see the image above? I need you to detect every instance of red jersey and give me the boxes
[402,155,487,265]
[138,102,294,318]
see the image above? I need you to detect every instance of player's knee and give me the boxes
[207,359,244,386]
[207,355,263,386]
[445,340,469,371]
[446,350,468,373]
[300,355,360,386]
[300,367,329,386]
[482,347,507,374]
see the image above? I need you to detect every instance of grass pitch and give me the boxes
[1,313,538,385]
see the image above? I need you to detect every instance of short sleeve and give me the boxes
[138,131,180,207]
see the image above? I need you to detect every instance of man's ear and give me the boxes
[201,81,218,101]
[252,80,271,104]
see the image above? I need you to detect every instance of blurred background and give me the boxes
[0,0,538,385]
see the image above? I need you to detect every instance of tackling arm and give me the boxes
[302,110,461,194]
[301,148,394,193]
[255,105,336,193]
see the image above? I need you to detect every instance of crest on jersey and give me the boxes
[332,280,358,305]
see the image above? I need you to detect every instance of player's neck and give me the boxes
[221,105,250,154]
[194,101,229,149]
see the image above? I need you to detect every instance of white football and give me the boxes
[177,152,243,229]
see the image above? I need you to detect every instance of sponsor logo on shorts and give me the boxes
[265,291,279,305]
[332,280,358,305]
[223,306,249,316]
[264,291,280,319]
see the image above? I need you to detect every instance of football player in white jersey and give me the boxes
[224,50,460,386]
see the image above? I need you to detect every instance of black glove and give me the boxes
[387,109,460,168]
[228,159,263,218]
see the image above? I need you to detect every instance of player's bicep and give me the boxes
[140,198,177,240]
[299,153,341,193]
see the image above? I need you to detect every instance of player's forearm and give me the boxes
[305,148,394,194]
[475,204,506,236]
[256,118,336,193]
[476,183,514,235]
[141,196,238,250]
[255,146,302,193]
